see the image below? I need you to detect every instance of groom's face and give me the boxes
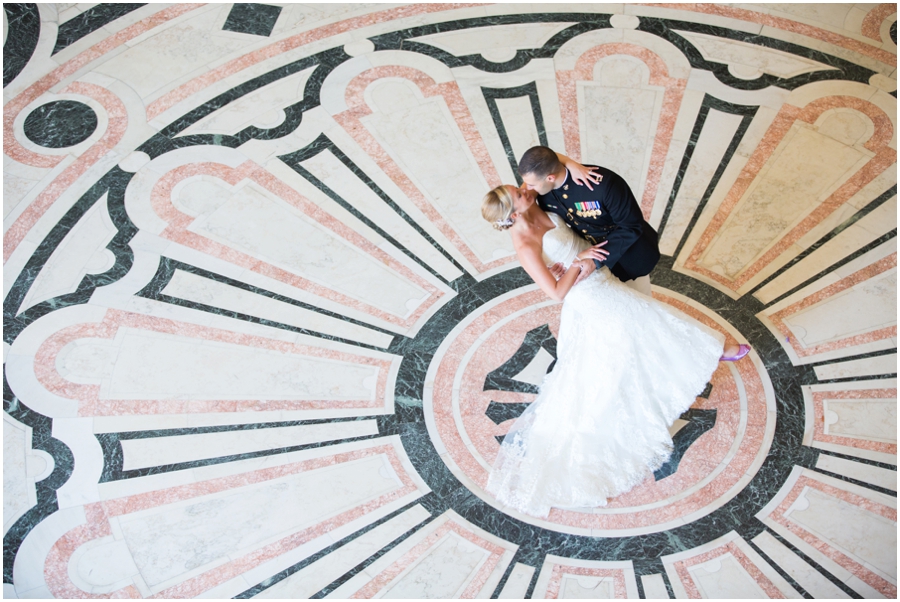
[521,171,554,196]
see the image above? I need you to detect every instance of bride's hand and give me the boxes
[548,262,566,280]
[574,259,595,284]
[577,241,609,263]
[558,153,602,190]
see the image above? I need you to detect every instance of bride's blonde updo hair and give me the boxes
[481,185,516,231]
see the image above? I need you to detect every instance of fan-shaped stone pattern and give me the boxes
[2,3,896,600]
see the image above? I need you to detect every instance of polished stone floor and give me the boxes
[3,3,897,599]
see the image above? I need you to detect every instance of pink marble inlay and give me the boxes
[650,3,897,65]
[44,444,418,599]
[34,308,393,416]
[146,4,480,119]
[555,43,686,219]
[150,160,442,328]
[861,4,897,40]
[4,82,129,263]
[433,285,772,531]
[673,540,784,599]
[335,65,510,274]
[684,96,895,291]
[770,474,898,597]
[812,389,897,454]
[769,253,897,358]
[349,520,506,598]
[544,565,627,599]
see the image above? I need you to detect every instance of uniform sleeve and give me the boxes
[598,175,644,270]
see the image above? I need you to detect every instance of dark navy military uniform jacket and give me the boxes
[536,165,660,282]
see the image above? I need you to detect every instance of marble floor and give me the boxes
[3,3,897,599]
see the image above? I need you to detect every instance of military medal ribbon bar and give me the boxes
[574,201,602,218]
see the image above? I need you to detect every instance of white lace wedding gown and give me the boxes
[486,213,725,518]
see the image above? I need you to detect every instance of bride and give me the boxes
[480,180,749,518]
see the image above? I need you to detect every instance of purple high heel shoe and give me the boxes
[720,344,751,362]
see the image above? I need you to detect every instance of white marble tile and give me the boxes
[559,574,616,598]
[626,4,764,35]
[698,123,872,280]
[659,108,744,255]
[578,60,663,203]
[786,485,896,581]
[756,195,898,305]
[676,29,836,79]
[762,517,886,599]
[729,535,803,598]
[361,80,511,264]
[157,230,411,337]
[18,194,117,312]
[94,7,260,102]
[823,398,897,444]
[496,95,543,167]
[814,354,898,380]
[68,535,142,595]
[687,552,769,598]
[160,269,394,348]
[377,530,491,598]
[752,530,850,599]
[181,66,317,137]
[253,504,432,598]
[815,454,897,491]
[811,440,898,466]
[512,346,556,388]
[115,453,403,591]
[365,48,457,84]
[58,327,380,402]
[783,269,896,348]
[640,573,669,599]
[175,176,430,318]
[51,417,104,509]
[325,511,454,598]
[3,415,39,533]
[3,157,54,223]
[498,563,535,599]
[760,25,893,76]
[296,147,462,283]
[92,404,393,434]
[121,420,379,470]
[410,22,574,59]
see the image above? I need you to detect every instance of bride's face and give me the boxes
[509,184,536,216]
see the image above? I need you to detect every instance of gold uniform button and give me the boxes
[567,208,573,213]
[582,229,587,233]
[562,194,568,199]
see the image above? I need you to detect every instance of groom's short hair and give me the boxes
[518,146,561,179]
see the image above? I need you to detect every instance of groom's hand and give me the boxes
[577,242,609,263]
[548,262,566,280]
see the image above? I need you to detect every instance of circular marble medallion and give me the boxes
[23,100,98,148]
[424,283,775,536]
[400,264,804,559]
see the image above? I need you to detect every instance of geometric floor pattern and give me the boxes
[3,3,897,598]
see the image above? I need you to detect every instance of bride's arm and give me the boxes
[515,238,591,301]
[556,152,601,190]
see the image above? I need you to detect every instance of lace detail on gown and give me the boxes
[486,212,724,518]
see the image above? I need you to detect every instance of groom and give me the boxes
[518,146,660,296]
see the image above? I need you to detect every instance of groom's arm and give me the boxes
[596,175,644,271]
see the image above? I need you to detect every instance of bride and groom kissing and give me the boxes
[480,146,750,518]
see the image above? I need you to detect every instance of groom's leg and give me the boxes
[625,275,651,297]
